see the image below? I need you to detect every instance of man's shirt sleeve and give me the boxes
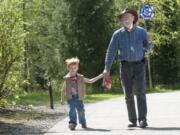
[105,32,119,71]
[142,29,154,50]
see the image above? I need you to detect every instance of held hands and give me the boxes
[102,70,111,90]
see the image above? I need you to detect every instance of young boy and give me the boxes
[61,57,103,130]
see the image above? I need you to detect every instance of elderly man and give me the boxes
[103,8,153,128]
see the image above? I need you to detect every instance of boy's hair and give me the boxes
[65,57,80,68]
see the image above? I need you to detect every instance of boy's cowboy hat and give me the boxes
[117,8,138,24]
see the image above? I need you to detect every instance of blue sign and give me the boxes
[140,4,154,20]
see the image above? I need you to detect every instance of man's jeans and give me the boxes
[68,96,86,125]
[120,61,147,123]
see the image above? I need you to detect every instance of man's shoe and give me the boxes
[139,120,148,128]
[82,123,87,128]
[128,122,137,127]
[69,123,76,130]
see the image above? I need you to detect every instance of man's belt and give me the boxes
[121,58,145,64]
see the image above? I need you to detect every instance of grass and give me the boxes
[84,93,121,103]
[14,90,121,106]
[15,90,62,106]
[148,83,180,93]
[12,83,180,106]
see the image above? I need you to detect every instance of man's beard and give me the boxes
[124,23,133,29]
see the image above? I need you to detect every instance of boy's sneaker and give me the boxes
[81,123,87,128]
[69,123,76,130]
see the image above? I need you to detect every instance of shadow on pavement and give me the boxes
[77,127,111,132]
[146,127,180,131]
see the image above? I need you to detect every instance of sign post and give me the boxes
[140,3,154,89]
[48,77,54,109]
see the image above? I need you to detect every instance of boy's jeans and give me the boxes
[68,95,86,125]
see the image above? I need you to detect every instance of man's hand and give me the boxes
[147,33,152,44]
[103,70,111,90]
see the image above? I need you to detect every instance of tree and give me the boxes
[62,0,116,78]
[0,0,25,104]
[23,0,66,91]
[150,0,180,84]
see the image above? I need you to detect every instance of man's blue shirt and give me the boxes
[105,26,153,71]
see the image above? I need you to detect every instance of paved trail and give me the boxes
[45,91,180,135]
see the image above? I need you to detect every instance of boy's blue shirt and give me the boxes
[105,26,153,71]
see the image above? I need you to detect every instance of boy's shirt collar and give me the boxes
[64,73,78,79]
[70,76,78,84]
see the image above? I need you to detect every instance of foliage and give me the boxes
[0,0,25,105]
[0,0,180,106]
[23,0,66,91]
[149,0,180,84]
[61,0,116,77]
